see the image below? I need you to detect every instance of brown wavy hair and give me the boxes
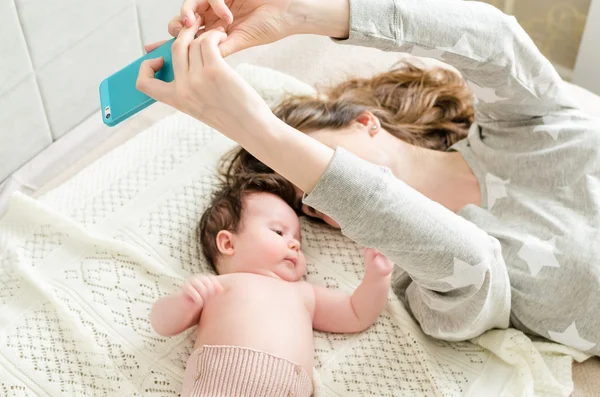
[223,62,475,182]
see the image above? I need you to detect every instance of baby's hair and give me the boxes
[199,173,298,273]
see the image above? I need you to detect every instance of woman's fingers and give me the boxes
[198,29,228,67]
[168,17,185,37]
[209,0,233,23]
[144,40,168,53]
[181,0,210,27]
[172,15,203,77]
[217,33,241,58]
[136,57,172,103]
[189,34,205,68]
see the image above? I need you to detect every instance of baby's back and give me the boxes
[195,273,315,375]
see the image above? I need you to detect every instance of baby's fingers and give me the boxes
[363,248,379,265]
[372,254,394,276]
[199,276,215,298]
[208,275,224,294]
[183,283,203,305]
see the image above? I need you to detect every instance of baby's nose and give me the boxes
[289,239,300,250]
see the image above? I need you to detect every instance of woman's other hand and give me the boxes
[146,0,351,57]
[137,19,272,136]
[168,0,297,58]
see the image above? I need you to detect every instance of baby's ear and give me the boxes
[216,231,235,256]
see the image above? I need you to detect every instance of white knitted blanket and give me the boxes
[0,64,589,397]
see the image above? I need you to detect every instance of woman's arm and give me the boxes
[303,148,512,340]
[137,13,511,341]
[309,0,576,122]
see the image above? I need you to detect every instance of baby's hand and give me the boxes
[181,274,224,308]
[364,248,394,278]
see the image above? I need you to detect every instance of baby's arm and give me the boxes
[150,274,223,336]
[312,249,393,333]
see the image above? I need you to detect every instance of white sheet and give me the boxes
[0,64,589,397]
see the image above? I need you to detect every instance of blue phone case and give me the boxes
[99,38,175,127]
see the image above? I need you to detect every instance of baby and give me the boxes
[151,175,393,397]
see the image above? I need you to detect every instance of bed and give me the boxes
[1,1,600,396]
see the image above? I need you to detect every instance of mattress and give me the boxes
[0,63,591,397]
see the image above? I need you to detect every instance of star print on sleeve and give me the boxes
[434,323,483,341]
[533,116,569,141]
[533,70,553,98]
[437,258,488,289]
[451,33,478,59]
[467,80,507,104]
[485,173,510,210]
[548,322,597,352]
[517,236,560,276]
[410,33,482,62]
[410,45,445,59]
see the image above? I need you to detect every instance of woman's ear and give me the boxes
[355,111,381,137]
[216,230,235,256]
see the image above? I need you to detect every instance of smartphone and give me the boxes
[99,38,175,127]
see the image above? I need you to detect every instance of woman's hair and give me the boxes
[198,173,297,273]
[222,62,475,179]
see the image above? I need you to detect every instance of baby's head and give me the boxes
[199,174,307,282]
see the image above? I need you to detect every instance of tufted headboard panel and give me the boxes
[0,0,181,182]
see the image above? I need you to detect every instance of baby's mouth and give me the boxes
[284,257,297,267]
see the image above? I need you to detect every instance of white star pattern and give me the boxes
[411,33,478,62]
[533,116,567,140]
[532,63,559,98]
[435,324,482,341]
[438,258,488,290]
[410,45,445,59]
[517,236,560,276]
[485,173,510,210]
[533,73,552,98]
[467,80,507,104]
[451,33,475,58]
[548,322,597,352]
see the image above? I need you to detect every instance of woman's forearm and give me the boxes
[289,0,350,39]
[235,113,335,194]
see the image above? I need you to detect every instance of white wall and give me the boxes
[573,0,600,95]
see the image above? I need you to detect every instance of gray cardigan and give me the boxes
[304,0,600,354]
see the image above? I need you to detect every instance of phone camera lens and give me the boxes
[105,112,111,119]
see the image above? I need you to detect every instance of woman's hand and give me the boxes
[170,0,297,57]
[145,0,350,57]
[137,18,272,136]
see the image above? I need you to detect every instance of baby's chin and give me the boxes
[274,264,304,282]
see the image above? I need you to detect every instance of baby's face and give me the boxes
[223,192,307,282]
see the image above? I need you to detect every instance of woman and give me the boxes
[137,0,600,354]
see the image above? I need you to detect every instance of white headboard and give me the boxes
[0,0,182,183]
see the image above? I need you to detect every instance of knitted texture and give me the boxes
[0,64,588,397]
[183,346,312,397]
